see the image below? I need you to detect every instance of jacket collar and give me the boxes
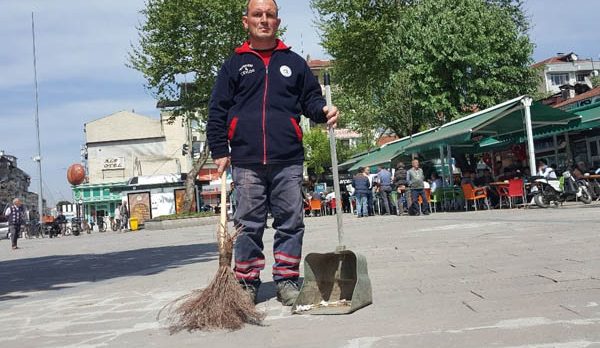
[235,39,290,55]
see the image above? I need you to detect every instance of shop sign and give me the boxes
[103,157,124,170]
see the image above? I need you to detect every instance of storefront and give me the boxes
[72,181,128,223]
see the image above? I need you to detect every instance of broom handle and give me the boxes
[218,170,228,251]
[324,72,345,251]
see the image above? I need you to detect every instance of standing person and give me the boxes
[407,159,430,215]
[352,167,370,218]
[119,203,129,230]
[393,162,408,215]
[376,165,392,215]
[4,198,24,250]
[114,204,122,231]
[206,0,339,306]
[364,166,374,215]
[229,182,238,216]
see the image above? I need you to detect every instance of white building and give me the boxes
[73,110,200,224]
[534,52,600,94]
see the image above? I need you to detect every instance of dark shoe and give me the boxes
[423,212,430,216]
[240,281,259,304]
[276,279,300,306]
[12,246,18,250]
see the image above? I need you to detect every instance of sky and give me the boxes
[1,0,599,206]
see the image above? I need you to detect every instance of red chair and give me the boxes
[461,184,489,211]
[507,178,525,208]
[329,198,337,215]
[496,184,510,209]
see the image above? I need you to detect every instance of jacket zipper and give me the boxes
[262,66,269,164]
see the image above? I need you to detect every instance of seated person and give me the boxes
[430,172,443,193]
[572,161,588,180]
[460,170,475,186]
[537,159,557,179]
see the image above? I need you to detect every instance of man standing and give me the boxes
[376,165,392,215]
[4,198,24,250]
[352,167,371,218]
[393,162,408,215]
[407,159,430,215]
[207,0,339,306]
[119,202,129,230]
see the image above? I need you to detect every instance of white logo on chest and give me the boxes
[280,65,292,78]
[239,64,255,76]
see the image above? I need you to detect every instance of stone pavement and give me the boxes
[2,204,600,348]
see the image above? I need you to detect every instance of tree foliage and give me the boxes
[129,0,247,211]
[303,127,355,181]
[129,0,247,117]
[312,0,537,135]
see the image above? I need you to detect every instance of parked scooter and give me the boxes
[532,171,593,208]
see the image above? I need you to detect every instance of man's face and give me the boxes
[412,160,419,169]
[243,0,280,43]
[15,200,21,207]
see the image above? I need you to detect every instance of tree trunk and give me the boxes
[183,142,209,213]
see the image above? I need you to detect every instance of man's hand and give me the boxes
[323,105,339,128]
[215,156,230,175]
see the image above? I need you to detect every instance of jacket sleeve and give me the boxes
[207,61,235,160]
[300,62,327,123]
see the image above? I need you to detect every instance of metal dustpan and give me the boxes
[292,73,372,315]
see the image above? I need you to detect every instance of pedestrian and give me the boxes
[229,182,238,216]
[114,204,122,231]
[352,167,371,218]
[376,165,393,215]
[4,198,24,250]
[407,159,430,215]
[393,162,408,215]
[206,0,339,306]
[364,166,374,215]
[119,202,129,230]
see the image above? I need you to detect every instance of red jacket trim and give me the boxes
[290,118,303,142]
[228,116,239,140]
[234,39,290,54]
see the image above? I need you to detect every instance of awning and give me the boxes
[404,96,580,154]
[338,151,372,172]
[488,103,600,146]
[348,129,436,172]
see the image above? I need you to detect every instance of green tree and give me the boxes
[129,0,247,212]
[312,0,537,133]
[303,128,330,180]
[303,127,356,182]
[591,75,600,88]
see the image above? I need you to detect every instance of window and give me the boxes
[576,74,587,82]
[549,73,569,86]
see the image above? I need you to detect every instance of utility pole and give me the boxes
[32,12,44,223]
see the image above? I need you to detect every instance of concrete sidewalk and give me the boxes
[1,205,600,347]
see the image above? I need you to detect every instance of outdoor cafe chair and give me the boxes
[309,199,322,217]
[507,178,526,208]
[496,184,510,209]
[461,184,489,211]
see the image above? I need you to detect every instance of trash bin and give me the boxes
[129,218,139,231]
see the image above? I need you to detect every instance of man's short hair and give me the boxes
[245,0,279,16]
[12,198,20,204]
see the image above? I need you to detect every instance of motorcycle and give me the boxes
[532,171,593,208]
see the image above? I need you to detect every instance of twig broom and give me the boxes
[163,171,264,332]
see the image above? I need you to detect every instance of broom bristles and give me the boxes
[162,224,264,333]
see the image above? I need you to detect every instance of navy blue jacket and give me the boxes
[352,174,371,195]
[207,40,327,165]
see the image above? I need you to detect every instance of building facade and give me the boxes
[0,151,45,215]
[73,110,197,222]
[534,52,600,94]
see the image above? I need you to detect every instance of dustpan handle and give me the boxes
[324,72,345,251]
